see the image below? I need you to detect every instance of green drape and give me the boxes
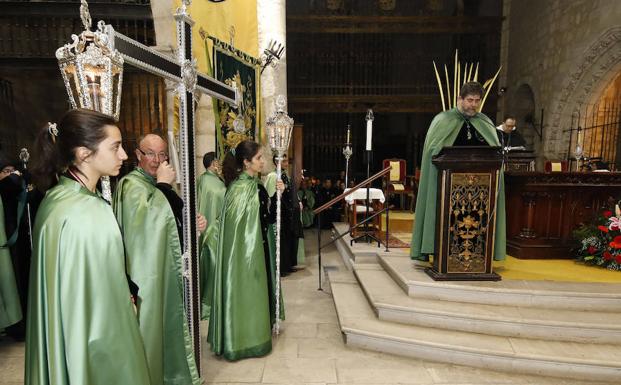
[298,189,315,228]
[411,108,506,261]
[0,195,21,329]
[25,177,150,385]
[197,170,226,320]
[208,172,274,361]
[113,168,199,385]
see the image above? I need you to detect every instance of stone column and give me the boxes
[257,0,287,172]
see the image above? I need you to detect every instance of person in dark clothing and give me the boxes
[0,154,42,340]
[496,115,526,150]
[265,154,304,275]
[315,179,339,228]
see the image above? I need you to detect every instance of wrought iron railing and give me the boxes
[313,165,392,290]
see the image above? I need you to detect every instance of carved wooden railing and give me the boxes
[314,165,392,290]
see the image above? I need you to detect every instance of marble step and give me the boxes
[353,263,621,344]
[328,271,621,383]
[379,254,621,312]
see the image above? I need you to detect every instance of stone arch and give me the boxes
[548,27,621,159]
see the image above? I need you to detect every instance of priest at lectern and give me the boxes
[410,82,506,262]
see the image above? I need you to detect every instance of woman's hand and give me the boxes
[276,180,285,192]
[197,214,207,233]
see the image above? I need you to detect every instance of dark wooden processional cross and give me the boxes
[63,0,238,373]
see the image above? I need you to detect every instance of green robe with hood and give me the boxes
[298,188,315,228]
[411,108,506,261]
[113,168,199,385]
[25,176,150,385]
[196,169,225,319]
[208,172,282,361]
[0,195,22,329]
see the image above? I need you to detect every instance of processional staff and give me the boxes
[343,124,352,188]
[266,95,294,335]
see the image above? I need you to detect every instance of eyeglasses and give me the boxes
[138,148,168,161]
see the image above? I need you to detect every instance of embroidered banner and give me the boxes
[212,42,261,156]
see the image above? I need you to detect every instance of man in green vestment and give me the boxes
[113,134,201,385]
[411,82,506,261]
[197,151,225,319]
[0,195,22,331]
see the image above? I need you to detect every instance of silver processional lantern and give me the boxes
[266,95,294,335]
[56,0,124,200]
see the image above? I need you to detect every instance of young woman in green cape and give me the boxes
[25,109,150,385]
[207,140,284,361]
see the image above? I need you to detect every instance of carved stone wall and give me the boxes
[501,0,621,165]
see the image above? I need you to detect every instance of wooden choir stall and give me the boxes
[504,171,621,259]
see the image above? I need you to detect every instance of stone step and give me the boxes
[328,270,621,383]
[379,254,621,312]
[353,263,621,344]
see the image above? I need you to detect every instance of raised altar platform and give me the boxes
[327,222,621,382]
[504,171,621,259]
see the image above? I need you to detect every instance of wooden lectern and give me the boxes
[425,146,502,281]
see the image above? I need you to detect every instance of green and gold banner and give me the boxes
[210,39,261,156]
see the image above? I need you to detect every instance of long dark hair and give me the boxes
[32,108,115,191]
[222,140,260,187]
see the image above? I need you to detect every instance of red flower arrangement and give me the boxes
[574,205,621,271]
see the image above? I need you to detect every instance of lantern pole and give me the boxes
[267,95,293,335]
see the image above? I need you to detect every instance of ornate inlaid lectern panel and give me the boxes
[445,173,493,274]
[428,146,502,281]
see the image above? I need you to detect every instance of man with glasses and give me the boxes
[113,133,203,385]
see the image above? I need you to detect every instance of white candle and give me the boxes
[346,127,350,143]
[365,119,372,151]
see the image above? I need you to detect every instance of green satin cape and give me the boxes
[0,195,22,329]
[196,170,225,319]
[113,168,199,385]
[25,176,150,385]
[410,108,507,261]
[208,172,274,361]
[197,170,226,226]
[298,189,315,228]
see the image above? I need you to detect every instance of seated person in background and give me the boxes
[591,160,610,172]
[310,176,321,196]
[316,179,338,228]
[298,179,315,228]
[496,115,526,150]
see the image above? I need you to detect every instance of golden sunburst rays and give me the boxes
[432,50,501,112]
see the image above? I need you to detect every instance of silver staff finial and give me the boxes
[80,0,92,31]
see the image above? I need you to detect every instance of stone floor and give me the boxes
[0,229,612,385]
